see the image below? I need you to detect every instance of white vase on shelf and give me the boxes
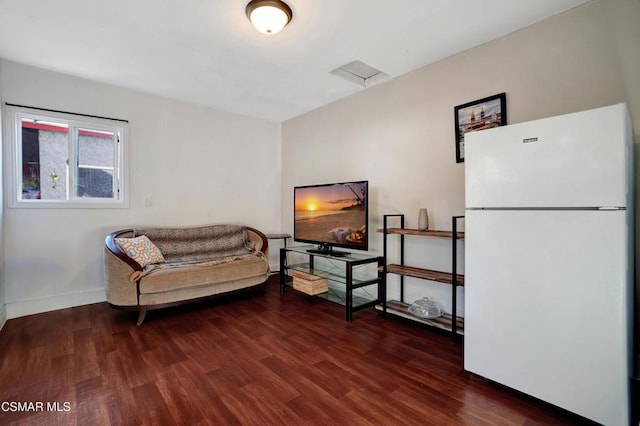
[418,208,429,230]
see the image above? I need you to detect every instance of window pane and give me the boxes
[76,128,115,198]
[78,167,114,198]
[21,118,68,200]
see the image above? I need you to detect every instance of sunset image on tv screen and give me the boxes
[294,182,367,248]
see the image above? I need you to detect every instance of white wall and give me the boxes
[281,0,640,314]
[1,60,282,318]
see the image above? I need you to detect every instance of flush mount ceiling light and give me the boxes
[246,0,292,35]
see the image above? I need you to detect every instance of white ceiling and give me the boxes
[0,0,591,122]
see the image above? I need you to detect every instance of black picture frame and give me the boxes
[454,92,507,163]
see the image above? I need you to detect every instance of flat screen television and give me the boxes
[294,180,368,256]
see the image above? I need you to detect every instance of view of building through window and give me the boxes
[21,119,117,200]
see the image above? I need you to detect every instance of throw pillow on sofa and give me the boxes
[115,235,165,267]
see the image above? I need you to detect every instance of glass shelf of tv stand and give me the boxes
[280,245,385,322]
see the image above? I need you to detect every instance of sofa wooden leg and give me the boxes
[136,306,147,326]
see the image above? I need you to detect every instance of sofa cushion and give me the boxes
[138,276,266,306]
[138,256,268,294]
[134,225,253,263]
[115,235,165,267]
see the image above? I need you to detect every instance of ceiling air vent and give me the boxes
[330,60,389,87]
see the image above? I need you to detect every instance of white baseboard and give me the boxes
[0,304,7,332]
[6,288,106,319]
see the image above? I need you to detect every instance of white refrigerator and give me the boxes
[464,103,634,426]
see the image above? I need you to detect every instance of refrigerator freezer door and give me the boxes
[465,103,629,209]
[464,209,629,426]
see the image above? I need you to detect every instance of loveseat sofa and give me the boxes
[104,224,269,325]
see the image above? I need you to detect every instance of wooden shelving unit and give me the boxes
[381,300,465,335]
[377,214,465,339]
[385,265,464,285]
[379,228,464,239]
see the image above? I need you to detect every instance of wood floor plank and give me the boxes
[169,360,241,424]
[132,382,178,425]
[285,393,363,426]
[0,276,592,425]
[236,376,304,424]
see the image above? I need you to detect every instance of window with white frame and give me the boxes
[5,105,127,207]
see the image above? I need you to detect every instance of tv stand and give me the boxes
[306,244,349,257]
[280,245,385,322]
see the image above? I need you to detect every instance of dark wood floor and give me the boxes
[0,276,591,425]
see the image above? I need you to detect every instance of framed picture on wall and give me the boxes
[454,92,507,163]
